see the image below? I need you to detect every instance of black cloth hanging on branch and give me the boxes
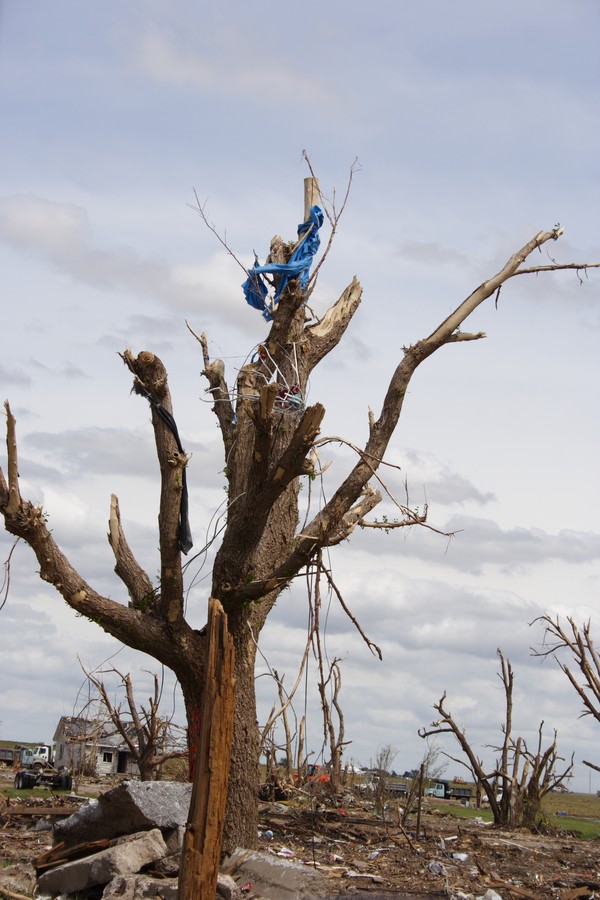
[133,380,193,555]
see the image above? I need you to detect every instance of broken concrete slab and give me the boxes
[0,862,36,898]
[102,873,179,900]
[215,872,238,899]
[163,823,185,854]
[223,847,329,898]
[53,780,192,846]
[101,873,239,900]
[38,827,168,896]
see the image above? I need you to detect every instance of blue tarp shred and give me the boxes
[242,205,324,320]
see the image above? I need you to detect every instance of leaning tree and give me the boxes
[1,174,598,850]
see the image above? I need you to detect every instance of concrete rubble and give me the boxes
[29,781,334,899]
[223,847,329,898]
[0,861,37,897]
[53,780,193,846]
[37,828,168,895]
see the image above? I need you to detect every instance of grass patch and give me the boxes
[428,793,600,840]
[542,791,600,819]
[1,786,68,800]
[428,802,493,823]
[542,813,600,839]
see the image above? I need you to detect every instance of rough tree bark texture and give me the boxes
[178,598,235,900]
[1,186,593,852]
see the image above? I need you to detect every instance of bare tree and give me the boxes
[260,555,356,793]
[395,743,446,831]
[1,170,597,850]
[369,743,399,814]
[420,740,448,786]
[316,659,346,791]
[311,555,353,791]
[419,649,573,828]
[81,664,186,781]
[533,615,600,773]
[257,623,312,784]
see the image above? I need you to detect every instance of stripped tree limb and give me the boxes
[120,350,187,626]
[108,494,155,610]
[3,402,21,516]
[533,615,600,770]
[513,261,600,277]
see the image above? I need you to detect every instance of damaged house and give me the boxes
[53,716,138,777]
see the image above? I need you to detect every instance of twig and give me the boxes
[188,190,248,275]
[312,435,456,538]
[1,538,19,612]
[302,153,360,294]
[318,560,382,660]
[512,262,600,277]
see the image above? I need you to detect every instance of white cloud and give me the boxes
[134,28,339,108]
[0,194,261,332]
[395,241,471,270]
[439,517,600,572]
[0,362,31,387]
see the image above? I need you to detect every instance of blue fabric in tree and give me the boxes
[243,205,324,320]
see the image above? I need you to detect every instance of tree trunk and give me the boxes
[179,598,235,900]
[221,622,260,853]
[139,753,155,782]
[177,608,263,853]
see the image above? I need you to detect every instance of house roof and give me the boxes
[53,715,136,752]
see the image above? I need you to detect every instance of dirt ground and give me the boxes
[1,776,599,899]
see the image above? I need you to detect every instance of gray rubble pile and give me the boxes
[34,781,332,899]
[38,828,169,896]
[36,782,190,898]
[53,780,193,846]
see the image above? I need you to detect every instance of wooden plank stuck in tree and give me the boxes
[177,598,236,900]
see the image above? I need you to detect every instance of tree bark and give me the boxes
[178,598,235,900]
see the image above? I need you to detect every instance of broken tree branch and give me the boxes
[121,350,186,626]
[108,494,155,610]
[3,402,21,516]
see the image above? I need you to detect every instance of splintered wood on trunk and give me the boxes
[178,598,235,900]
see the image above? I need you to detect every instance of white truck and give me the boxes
[13,745,72,791]
[20,745,53,768]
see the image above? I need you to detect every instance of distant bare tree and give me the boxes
[396,742,447,829]
[419,649,573,829]
[82,664,186,781]
[259,555,355,792]
[534,615,600,773]
[257,636,311,784]
[370,744,399,814]
[420,739,448,785]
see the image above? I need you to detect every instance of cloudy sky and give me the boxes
[1,1,599,791]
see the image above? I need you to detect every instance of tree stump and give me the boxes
[178,598,235,900]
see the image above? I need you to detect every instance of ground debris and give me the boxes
[1,773,599,898]
[256,796,600,898]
